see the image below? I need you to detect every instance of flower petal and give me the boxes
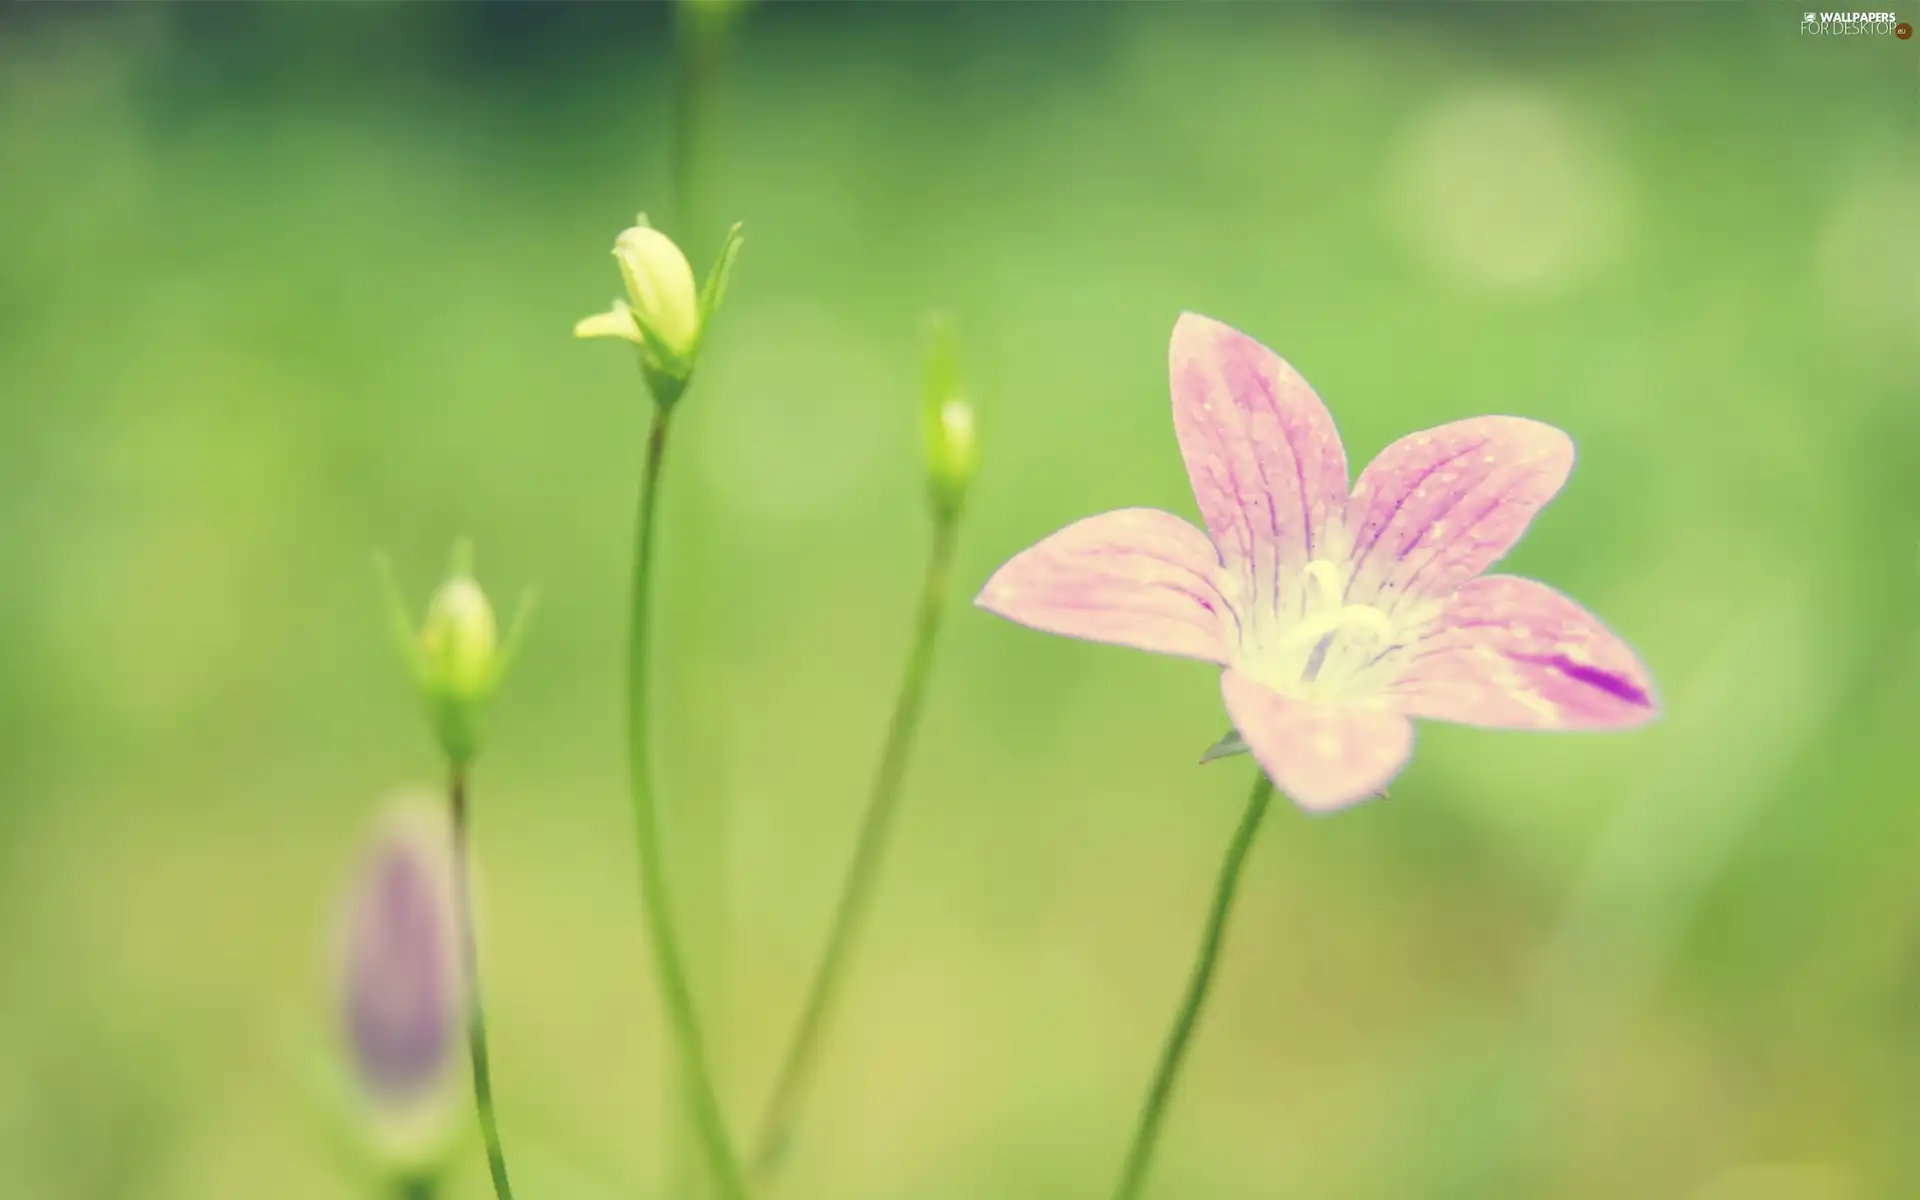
[975,507,1231,664]
[1221,670,1414,812]
[1389,575,1659,729]
[1345,416,1574,608]
[573,303,643,343]
[1169,313,1350,607]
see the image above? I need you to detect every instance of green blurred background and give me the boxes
[2,2,1917,1197]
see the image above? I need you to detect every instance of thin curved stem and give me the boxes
[671,3,711,246]
[749,517,961,1182]
[666,14,731,1196]
[392,1171,441,1200]
[626,409,753,1200]
[448,769,516,1200]
[1112,772,1274,1200]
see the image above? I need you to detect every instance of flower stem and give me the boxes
[667,14,732,1197]
[672,0,722,248]
[1111,771,1274,1200]
[749,516,962,1181]
[626,408,753,1200]
[392,1172,441,1200]
[448,767,516,1200]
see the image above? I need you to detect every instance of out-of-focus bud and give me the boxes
[378,543,534,769]
[333,795,465,1170]
[419,576,498,709]
[678,0,753,48]
[575,214,744,412]
[615,224,701,366]
[922,316,979,521]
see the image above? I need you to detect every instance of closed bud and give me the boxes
[576,214,744,413]
[332,795,464,1170]
[614,224,701,368]
[377,544,535,770]
[419,577,497,705]
[927,397,978,518]
[922,316,979,520]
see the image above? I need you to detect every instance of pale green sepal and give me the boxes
[1198,727,1391,799]
[494,586,539,685]
[374,553,426,684]
[641,359,690,413]
[694,221,745,352]
[1199,729,1250,764]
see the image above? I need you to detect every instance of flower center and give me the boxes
[1237,558,1411,702]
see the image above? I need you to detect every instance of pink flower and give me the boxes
[337,798,463,1109]
[976,314,1658,813]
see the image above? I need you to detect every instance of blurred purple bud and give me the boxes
[337,798,462,1109]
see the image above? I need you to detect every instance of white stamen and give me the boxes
[1302,559,1344,610]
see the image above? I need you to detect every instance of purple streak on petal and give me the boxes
[1511,653,1653,708]
[1345,417,1574,608]
[1345,439,1489,590]
[1169,314,1350,611]
[343,834,458,1104]
[1388,574,1659,730]
[1220,670,1414,813]
[975,507,1234,663]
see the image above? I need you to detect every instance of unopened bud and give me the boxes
[922,317,979,520]
[614,224,701,367]
[419,577,497,706]
[341,805,460,1104]
[927,397,978,518]
[333,796,465,1173]
[576,214,744,413]
[377,545,534,770]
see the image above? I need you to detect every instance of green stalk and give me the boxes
[448,768,516,1200]
[665,12,733,1197]
[392,1172,441,1200]
[1111,772,1274,1200]
[749,517,961,1181]
[672,0,720,245]
[626,409,753,1200]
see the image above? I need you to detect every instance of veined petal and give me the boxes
[975,507,1232,664]
[1221,670,1413,812]
[574,303,643,343]
[1345,416,1574,609]
[1388,575,1659,730]
[1169,314,1350,612]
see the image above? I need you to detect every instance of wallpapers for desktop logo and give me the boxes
[1800,10,1906,34]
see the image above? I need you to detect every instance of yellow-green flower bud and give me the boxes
[377,545,535,771]
[926,396,978,519]
[419,577,497,705]
[614,224,701,367]
[922,316,979,520]
[576,216,744,414]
